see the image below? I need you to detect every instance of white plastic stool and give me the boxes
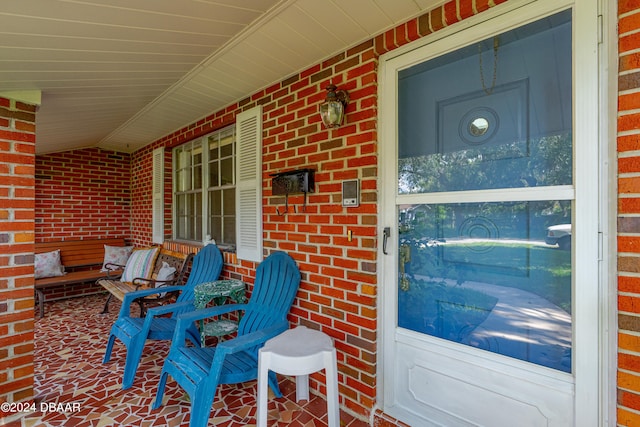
[257,326,339,427]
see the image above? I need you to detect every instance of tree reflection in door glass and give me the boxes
[398,133,572,194]
[397,201,572,372]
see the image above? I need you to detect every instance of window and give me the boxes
[171,106,262,261]
[173,125,236,247]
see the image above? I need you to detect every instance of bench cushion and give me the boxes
[120,247,160,283]
[35,249,65,279]
[102,245,134,271]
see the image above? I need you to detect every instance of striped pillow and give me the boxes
[120,247,160,283]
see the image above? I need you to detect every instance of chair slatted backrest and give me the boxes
[172,244,223,316]
[237,251,301,337]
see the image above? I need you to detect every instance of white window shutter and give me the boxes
[152,147,165,244]
[235,105,263,262]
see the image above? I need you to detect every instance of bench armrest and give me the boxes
[102,265,124,279]
[118,284,186,318]
[104,262,125,270]
[132,277,176,288]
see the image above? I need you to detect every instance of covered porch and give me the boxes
[17,294,370,427]
[0,0,637,426]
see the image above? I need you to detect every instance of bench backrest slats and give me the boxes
[35,238,126,269]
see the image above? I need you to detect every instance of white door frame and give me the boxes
[376,0,613,425]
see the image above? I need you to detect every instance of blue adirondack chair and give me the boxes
[152,251,301,427]
[103,243,223,390]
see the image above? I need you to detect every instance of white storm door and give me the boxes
[379,1,601,426]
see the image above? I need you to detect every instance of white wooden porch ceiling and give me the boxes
[0,0,438,154]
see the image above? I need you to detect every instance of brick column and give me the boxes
[617,2,640,425]
[0,96,37,413]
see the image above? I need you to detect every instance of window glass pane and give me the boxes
[176,169,186,192]
[209,190,221,216]
[398,10,572,194]
[175,194,187,239]
[176,147,190,170]
[397,200,572,372]
[210,216,222,243]
[220,134,233,157]
[194,192,202,241]
[193,164,202,190]
[220,158,233,185]
[185,193,195,219]
[209,161,219,187]
[224,217,236,244]
[182,193,196,240]
[223,189,235,215]
[208,190,221,243]
[209,136,219,161]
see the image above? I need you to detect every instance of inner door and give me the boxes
[379,1,601,426]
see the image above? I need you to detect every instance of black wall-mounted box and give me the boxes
[270,169,315,195]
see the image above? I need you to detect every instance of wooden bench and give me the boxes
[35,238,127,317]
[98,248,193,316]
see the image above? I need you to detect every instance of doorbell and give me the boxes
[342,179,359,207]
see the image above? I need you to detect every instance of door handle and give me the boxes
[382,227,391,255]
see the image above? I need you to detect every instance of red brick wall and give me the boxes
[618,1,640,424]
[0,96,37,411]
[128,0,508,420]
[130,145,169,246]
[35,148,131,243]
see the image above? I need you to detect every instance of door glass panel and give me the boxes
[397,201,572,372]
[398,10,572,194]
[396,10,573,373]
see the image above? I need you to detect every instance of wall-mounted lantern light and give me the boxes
[319,84,349,128]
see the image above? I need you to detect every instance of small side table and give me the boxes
[256,326,339,427]
[193,279,246,345]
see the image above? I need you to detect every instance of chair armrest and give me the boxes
[172,304,249,345]
[217,322,289,355]
[137,300,197,340]
[176,303,248,324]
[145,300,194,318]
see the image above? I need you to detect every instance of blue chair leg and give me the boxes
[122,335,146,390]
[268,371,282,398]
[152,370,169,410]
[103,333,116,363]
[190,390,216,427]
